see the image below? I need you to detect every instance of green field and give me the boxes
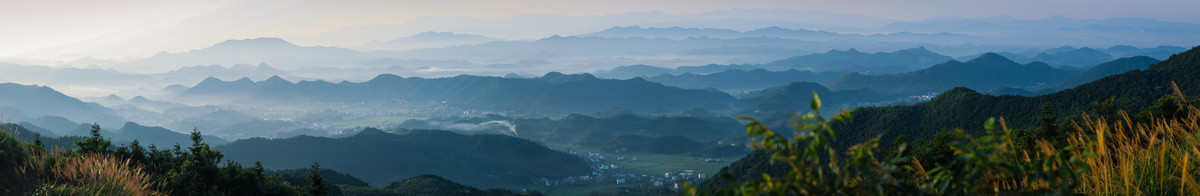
[521,184,641,196]
[592,152,738,177]
[551,145,745,177]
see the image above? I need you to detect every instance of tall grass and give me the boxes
[694,83,1200,195]
[0,127,163,195]
[1064,83,1200,195]
[31,154,162,195]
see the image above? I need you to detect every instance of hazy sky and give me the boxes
[2,0,1197,59]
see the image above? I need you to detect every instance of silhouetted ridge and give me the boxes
[217,128,590,186]
[180,73,733,114]
[967,53,1018,65]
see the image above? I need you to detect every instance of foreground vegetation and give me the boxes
[0,124,331,195]
[692,87,1200,195]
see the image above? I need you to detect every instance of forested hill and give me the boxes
[644,68,842,90]
[215,128,591,187]
[827,53,1079,95]
[736,82,892,115]
[759,47,953,73]
[834,46,1200,148]
[1046,56,1160,90]
[179,72,734,115]
[701,46,1200,191]
[0,83,124,126]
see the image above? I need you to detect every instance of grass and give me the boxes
[1061,86,1200,195]
[701,85,1200,195]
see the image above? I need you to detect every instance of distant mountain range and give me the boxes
[14,117,227,147]
[736,82,894,115]
[1030,47,1115,68]
[150,63,306,86]
[175,72,735,115]
[704,46,1200,190]
[837,46,1200,149]
[760,47,953,73]
[879,15,1200,47]
[354,31,500,52]
[954,45,1184,68]
[826,53,1079,95]
[594,47,953,79]
[0,83,124,126]
[583,26,847,40]
[216,128,591,186]
[1045,56,1160,90]
[85,94,189,113]
[644,69,842,90]
[129,38,378,72]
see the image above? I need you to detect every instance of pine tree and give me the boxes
[74,123,111,154]
[306,162,330,196]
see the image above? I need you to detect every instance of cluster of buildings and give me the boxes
[538,151,708,189]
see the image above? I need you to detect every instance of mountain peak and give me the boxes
[255,63,280,71]
[195,77,225,87]
[541,72,597,83]
[232,77,254,84]
[367,74,403,83]
[354,127,389,137]
[129,96,151,102]
[263,75,291,84]
[212,37,296,48]
[967,53,1017,65]
[104,94,125,101]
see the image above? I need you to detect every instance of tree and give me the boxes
[306,162,330,196]
[74,123,111,154]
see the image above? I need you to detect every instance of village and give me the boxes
[538,151,717,190]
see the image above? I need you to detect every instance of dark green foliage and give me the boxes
[0,123,308,195]
[0,127,30,172]
[216,128,591,186]
[696,93,1090,194]
[702,46,1200,194]
[385,174,488,195]
[74,123,111,154]
[306,163,332,196]
[826,46,1200,151]
[267,168,371,187]
[1135,94,1191,121]
[696,151,789,189]
[383,174,536,196]
[0,123,84,151]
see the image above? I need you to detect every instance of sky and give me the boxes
[1,0,1198,60]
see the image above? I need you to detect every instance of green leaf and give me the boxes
[984,117,997,130]
[810,91,822,111]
